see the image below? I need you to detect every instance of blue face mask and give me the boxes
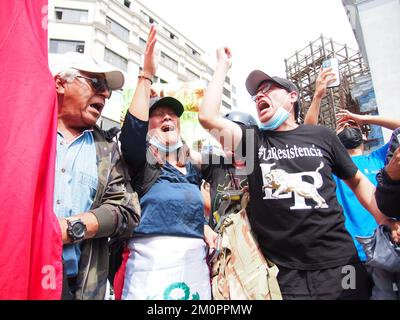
[258,92,293,131]
[259,106,290,131]
[148,136,183,153]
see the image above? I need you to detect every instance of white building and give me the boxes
[48,0,236,145]
[342,0,400,141]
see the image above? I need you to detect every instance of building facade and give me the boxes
[48,0,236,139]
[342,0,400,141]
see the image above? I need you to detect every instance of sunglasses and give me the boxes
[76,75,112,98]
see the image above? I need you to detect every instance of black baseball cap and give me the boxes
[245,70,301,121]
[149,96,184,117]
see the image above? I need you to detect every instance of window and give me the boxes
[232,98,237,107]
[222,100,231,109]
[185,44,201,58]
[55,7,88,23]
[186,68,200,81]
[49,39,85,54]
[124,0,131,8]
[163,27,178,41]
[104,48,128,72]
[225,76,230,85]
[232,85,236,94]
[140,11,157,24]
[206,66,214,76]
[139,38,146,50]
[160,52,178,71]
[106,17,129,42]
[223,88,231,99]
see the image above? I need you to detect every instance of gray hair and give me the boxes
[57,68,79,83]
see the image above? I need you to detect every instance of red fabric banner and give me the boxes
[0,0,62,299]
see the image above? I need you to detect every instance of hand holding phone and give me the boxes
[322,58,340,88]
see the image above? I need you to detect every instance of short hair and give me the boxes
[57,68,79,83]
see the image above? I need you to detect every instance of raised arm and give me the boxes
[344,170,400,242]
[198,47,242,151]
[129,24,157,121]
[304,68,336,125]
[336,109,400,131]
[120,25,157,170]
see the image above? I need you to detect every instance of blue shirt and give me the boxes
[120,112,205,239]
[334,143,389,261]
[136,162,205,238]
[54,130,98,277]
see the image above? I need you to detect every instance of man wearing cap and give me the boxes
[198,47,400,299]
[53,51,140,299]
[118,25,212,300]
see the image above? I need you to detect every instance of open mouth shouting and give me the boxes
[257,100,272,117]
[160,122,176,132]
[88,102,105,114]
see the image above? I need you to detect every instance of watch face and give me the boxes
[71,221,86,239]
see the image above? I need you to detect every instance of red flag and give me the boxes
[0,0,62,299]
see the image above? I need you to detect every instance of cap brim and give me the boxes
[245,70,276,96]
[150,97,184,117]
[72,66,124,90]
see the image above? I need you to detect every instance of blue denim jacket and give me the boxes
[54,130,98,277]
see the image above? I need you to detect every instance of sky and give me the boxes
[142,0,358,114]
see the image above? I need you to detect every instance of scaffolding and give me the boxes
[285,35,370,129]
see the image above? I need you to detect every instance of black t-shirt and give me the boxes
[239,124,359,270]
[201,153,248,215]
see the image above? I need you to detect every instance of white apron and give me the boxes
[122,235,211,300]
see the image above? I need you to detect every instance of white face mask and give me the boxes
[258,94,293,131]
[148,135,183,153]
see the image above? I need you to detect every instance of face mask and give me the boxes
[148,136,183,153]
[258,93,292,131]
[259,107,289,131]
[337,127,363,149]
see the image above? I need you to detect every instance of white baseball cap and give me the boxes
[50,52,124,90]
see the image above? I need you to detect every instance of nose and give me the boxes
[162,113,172,120]
[99,87,111,99]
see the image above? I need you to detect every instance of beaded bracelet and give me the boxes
[138,75,153,85]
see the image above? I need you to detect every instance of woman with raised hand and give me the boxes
[118,25,213,300]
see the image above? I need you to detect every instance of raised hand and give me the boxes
[314,68,336,99]
[216,47,232,69]
[336,109,365,126]
[142,24,158,78]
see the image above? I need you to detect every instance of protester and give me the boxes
[118,25,213,300]
[52,52,140,300]
[375,129,400,218]
[198,47,400,299]
[201,111,258,229]
[304,74,400,261]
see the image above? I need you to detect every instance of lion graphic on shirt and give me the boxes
[263,162,327,209]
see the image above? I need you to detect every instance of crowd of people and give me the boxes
[53,25,400,300]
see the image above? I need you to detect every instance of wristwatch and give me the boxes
[66,218,87,243]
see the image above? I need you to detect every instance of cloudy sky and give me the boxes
[143,0,358,113]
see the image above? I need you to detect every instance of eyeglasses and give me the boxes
[251,82,274,102]
[76,75,112,98]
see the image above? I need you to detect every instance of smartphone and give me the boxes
[322,57,340,88]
